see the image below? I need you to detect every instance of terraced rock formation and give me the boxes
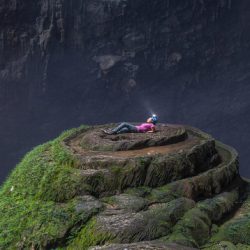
[0,124,249,249]
[2,0,250,187]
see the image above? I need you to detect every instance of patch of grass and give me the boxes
[146,183,180,203]
[36,164,85,202]
[236,243,250,250]
[1,125,88,199]
[164,190,240,248]
[0,125,93,249]
[67,218,114,250]
[210,215,250,245]
[166,208,210,247]
[208,182,250,246]
[0,195,91,249]
[0,142,52,198]
[201,241,238,250]
[124,186,152,197]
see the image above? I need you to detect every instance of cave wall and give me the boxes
[1,0,250,182]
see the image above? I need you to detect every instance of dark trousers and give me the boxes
[112,122,138,134]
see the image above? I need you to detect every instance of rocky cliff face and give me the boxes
[1,0,250,182]
[0,124,249,249]
[2,0,248,103]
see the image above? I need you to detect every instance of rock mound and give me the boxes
[79,124,187,151]
[0,124,249,250]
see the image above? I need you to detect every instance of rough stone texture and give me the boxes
[0,124,249,249]
[95,198,195,243]
[2,0,250,184]
[79,124,187,151]
[65,125,249,249]
[90,241,197,250]
[1,0,248,95]
[60,124,221,198]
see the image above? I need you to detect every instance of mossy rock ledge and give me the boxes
[0,124,250,250]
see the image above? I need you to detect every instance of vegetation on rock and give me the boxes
[0,124,249,249]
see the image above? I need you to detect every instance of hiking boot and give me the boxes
[101,129,114,135]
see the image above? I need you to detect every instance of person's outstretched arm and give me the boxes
[147,127,156,133]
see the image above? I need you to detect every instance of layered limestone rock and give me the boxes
[0,124,249,249]
[2,0,250,186]
[0,0,245,101]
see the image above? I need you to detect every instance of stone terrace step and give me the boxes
[61,124,245,249]
[76,124,188,152]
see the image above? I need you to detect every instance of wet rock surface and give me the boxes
[2,0,250,185]
[63,125,247,249]
[0,124,249,249]
[90,241,197,250]
[76,124,188,151]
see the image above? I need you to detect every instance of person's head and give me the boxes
[147,114,158,125]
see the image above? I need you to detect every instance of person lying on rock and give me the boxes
[102,114,158,135]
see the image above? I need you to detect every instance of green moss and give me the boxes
[210,215,250,245]
[236,243,250,250]
[67,218,114,250]
[0,125,92,249]
[107,158,150,192]
[164,190,240,248]
[0,142,51,198]
[36,165,86,202]
[201,241,238,250]
[1,125,88,199]
[86,171,107,195]
[0,124,248,249]
[123,181,183,204]
[208,183,250,246]
[33,126,90,202]
[162,234,197,248]
[146,183,179,203]
[201,241,250,250]
[0,195,91,249]
[165,208,210,247]
[124,186,152,197]
[101,195,117,205]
